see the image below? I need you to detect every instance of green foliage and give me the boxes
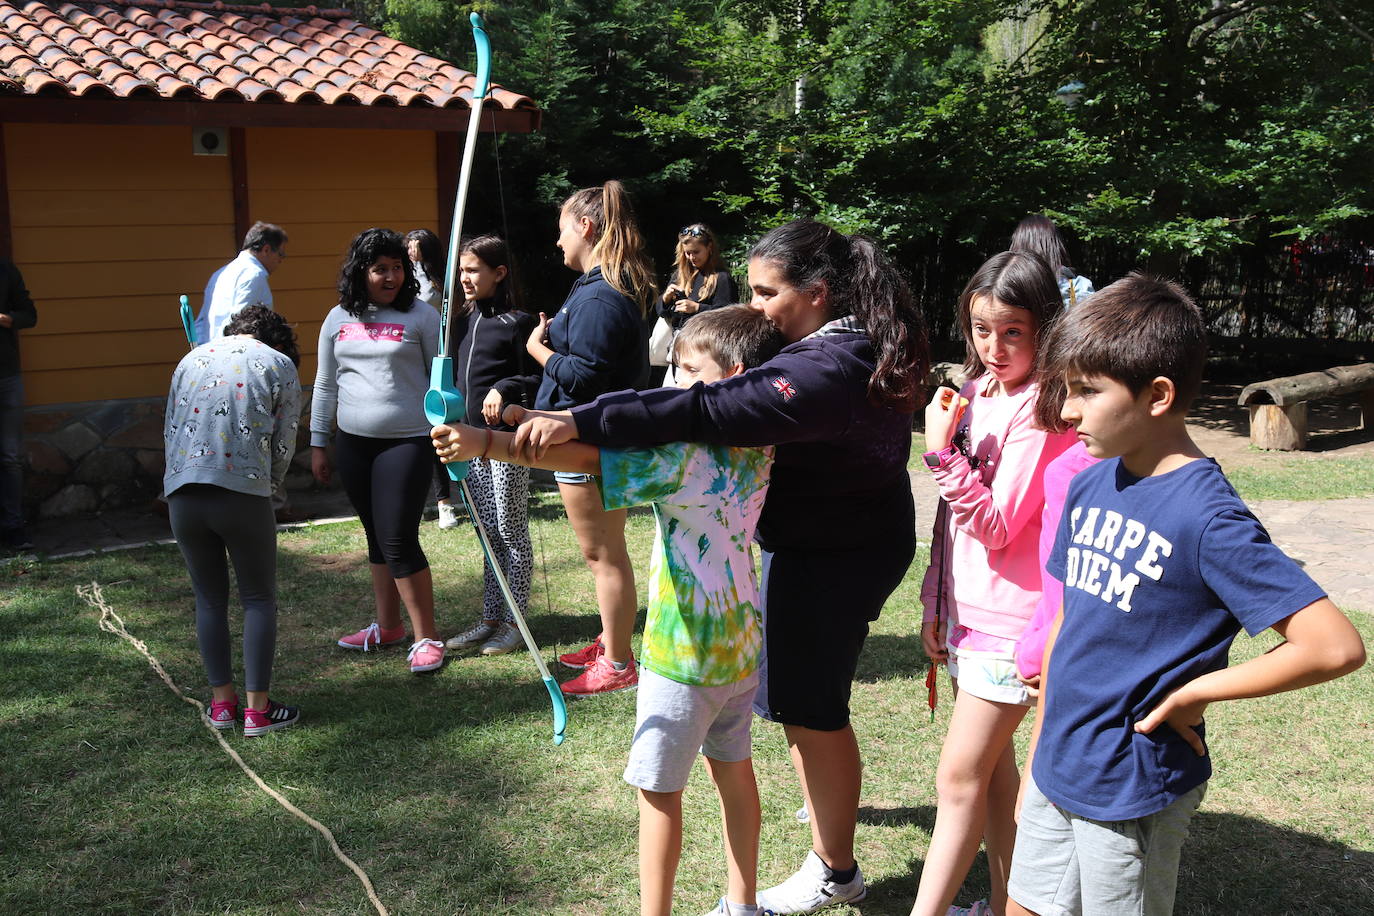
[349,1,1374,331]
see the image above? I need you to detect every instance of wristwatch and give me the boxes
[923,445,956,470]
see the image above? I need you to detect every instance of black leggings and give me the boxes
[335,431,432,578]
[168,485,278,692]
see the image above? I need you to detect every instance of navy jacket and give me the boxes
[0,260,37,379]
[657,269,737,331]
[536,266,648,410]
[452,298,541,429]
[572,325,915,551]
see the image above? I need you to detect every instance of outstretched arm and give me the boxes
[1135,597,1365,755]
[433,417,600,476]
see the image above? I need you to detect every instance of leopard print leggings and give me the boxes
[464,456,532,624]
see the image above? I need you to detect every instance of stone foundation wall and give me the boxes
[22,393,317,521]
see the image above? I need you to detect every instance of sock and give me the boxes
[723,902,759,915]
[827,862,858,884]
[610,659,628,671]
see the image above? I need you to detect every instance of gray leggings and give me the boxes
[168,485,278,692]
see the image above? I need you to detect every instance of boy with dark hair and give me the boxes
[434,305,784,916]
[1007,274,1365,916]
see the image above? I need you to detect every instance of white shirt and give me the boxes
[195,250,273,343]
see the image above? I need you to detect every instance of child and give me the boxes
[1006,275,1366,916]
[528,180,657,697]
[913,250,1076,916]
[441,235,542,656]
[434,305,783,916]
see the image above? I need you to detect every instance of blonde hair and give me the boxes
[673,223,725,302]
[562,180,657,315]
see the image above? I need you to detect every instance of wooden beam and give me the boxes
[0,97,540,134]
[435,131,460,248]
[230,127,249,249]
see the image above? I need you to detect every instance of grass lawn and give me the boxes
[2,491,1371,914]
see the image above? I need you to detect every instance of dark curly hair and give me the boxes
[224,305,300,367]
[337,228,418,317]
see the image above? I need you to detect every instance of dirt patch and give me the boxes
[1188,383,1374,473]
[298,550,370,573]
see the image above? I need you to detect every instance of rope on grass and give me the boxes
[77,582,389,916]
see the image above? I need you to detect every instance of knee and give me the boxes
[934,759,986,808]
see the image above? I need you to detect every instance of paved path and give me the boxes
[910,471,1374,612]
[12,476,1374,613]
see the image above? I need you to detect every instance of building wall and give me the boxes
[6,122,439,407]
[5,121,440,518]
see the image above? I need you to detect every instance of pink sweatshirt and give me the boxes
[920,377,1076,640]
[1012,441,1100,679]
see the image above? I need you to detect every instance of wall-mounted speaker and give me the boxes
[193,127,228,157]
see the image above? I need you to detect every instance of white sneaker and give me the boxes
[757,851,866,914]
[446,620,497,650]
[701,897,769,916]
[436,502,461,529]
[480,622,525,656]
[948,902,992,916]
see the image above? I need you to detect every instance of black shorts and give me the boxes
[753,539,915,731]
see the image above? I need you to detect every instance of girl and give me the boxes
[505,219,929,914]
[911,250,1076,916]
[1010,214,1094,308]
[164,306,301,736]
[528,180,657,697]
[657,223,736,384]
[312,228,447,674]
[442,235,541,657]
[405,227,460,529]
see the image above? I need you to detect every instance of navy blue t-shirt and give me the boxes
[1035,458,1325,820]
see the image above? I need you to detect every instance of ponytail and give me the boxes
[749,219,929,411]
[563,180,658,315]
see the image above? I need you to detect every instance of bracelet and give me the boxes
[481,427,494,460]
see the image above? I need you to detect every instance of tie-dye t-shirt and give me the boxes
[599,442,773,686]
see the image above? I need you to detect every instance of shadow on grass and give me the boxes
[855,632,930,684]
[856,809,1374,916]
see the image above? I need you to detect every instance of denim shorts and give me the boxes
[553,470,597,485]
[947,645,1033,707]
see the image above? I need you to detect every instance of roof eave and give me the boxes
[0,94,541,133]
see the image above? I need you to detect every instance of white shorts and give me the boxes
[947,644,1032,706]
[622,667,758,793]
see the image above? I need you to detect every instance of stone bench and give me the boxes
[1237,363,1374,450]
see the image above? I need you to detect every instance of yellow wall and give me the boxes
[5,123,438,406]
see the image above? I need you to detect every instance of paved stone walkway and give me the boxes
[909,471,1374,612]
[11,475,1373,613]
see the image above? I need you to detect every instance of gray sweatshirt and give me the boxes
[310,301,440,446]
[163,337,301,499]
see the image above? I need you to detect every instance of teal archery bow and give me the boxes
[423,13,567,746]
[179,295,196,348]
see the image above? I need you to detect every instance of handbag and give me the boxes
[648,316,674,368]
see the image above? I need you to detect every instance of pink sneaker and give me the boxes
[205,694,238,730]
[407,638,446,673]
[560,655,637,697]
[337,622,408,651]
[243,700,300,737]
[558,634,605,670]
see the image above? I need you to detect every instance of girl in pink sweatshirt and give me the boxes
[912,251,1076,916]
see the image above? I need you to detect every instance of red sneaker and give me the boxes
[558,634,604,670]
[560,655,638,697]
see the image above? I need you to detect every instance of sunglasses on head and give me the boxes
[679,225,708,238]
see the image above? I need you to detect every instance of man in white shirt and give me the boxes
[195,221,288,343]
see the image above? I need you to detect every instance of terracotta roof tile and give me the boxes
[0,0,538,113]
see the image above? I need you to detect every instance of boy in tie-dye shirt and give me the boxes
[431,305,782,916]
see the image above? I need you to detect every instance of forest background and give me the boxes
[353,0,1374,353]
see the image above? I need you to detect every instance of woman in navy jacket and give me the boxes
[526,180,656,697]
[503,219,929,912]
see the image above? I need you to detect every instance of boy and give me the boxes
[433,305,783,916]
[1006,274,1365,916]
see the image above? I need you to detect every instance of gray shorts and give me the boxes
[554,470,597,485]
[1008,774,1206,916]
[623,667,758,793]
